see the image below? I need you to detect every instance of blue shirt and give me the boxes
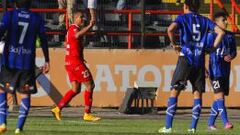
[208,31,237,78]
[174,13,216,67]
[0,8,49,70]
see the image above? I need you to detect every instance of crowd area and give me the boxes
[1,0,239,49]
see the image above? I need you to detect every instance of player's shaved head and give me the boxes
[15,0,32,9]
[73,11,85,26]
[184,0,200,13]
[73,11,83,20]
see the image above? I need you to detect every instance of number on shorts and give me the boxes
[213,80,220,89]
[82,70,90,78]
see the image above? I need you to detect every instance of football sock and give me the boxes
[165,97,177,129]
[58,90,77,109]
[0,93,6,125]
[16,98,30,130]
[84,90,93,113]
[208,100,218,126]
[190,99,202,129]
[217,99,229,126]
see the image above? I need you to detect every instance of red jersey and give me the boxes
[65,24,84,66]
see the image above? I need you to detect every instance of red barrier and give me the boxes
[111,9,182,48]
[231,0,240,14]
[213,0,239,32]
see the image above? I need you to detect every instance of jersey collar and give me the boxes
[71,24,80,29]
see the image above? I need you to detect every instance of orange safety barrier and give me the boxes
[109,9,182,49]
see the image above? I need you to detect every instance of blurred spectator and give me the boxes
[82,0,97,23]
[116,0,126,10]
[58,0,97,28]
[58,0,77,28]
[116,0,127,23]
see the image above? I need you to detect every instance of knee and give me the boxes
[85,82,95,92]
[193,91,202,99]
[72,89,81,94]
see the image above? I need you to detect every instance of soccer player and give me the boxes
[51,11,100,122]
[158,0,224,133]
[207,12,236,130]
[0,0,50,134]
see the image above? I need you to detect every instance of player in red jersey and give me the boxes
[51,11,100,122]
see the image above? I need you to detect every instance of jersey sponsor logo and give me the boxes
[9,46,32,55]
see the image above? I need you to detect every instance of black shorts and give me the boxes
[171,56,205,93]
[0,66,37,94]
[211,77,229,96]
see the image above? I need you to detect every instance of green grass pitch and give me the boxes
[2,116,240,135]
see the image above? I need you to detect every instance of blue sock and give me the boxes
[190,99,202,129]
[165,97,177,129]
[17,98,30,130]
[0,93,7,125]
[217,99,229,126]
[208,100,218,126]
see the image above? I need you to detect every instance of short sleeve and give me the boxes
[206,32,215,49]
[173,15,182,25]
[206,18,216,31]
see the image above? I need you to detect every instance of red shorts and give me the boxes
[65,64,92,83]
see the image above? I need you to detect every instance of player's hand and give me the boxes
[89,19,95,27]
[224,55,232,62]
[90,16,96,24]
[41,62,50,74]
[171,44,181,53]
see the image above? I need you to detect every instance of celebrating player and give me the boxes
[0,0,50,133]
[158,0,224,133]
[207,12,236,130]
[51,11,100,122]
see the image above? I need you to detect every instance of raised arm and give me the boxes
[213,26,225,48]
[75,20,94,38]
[88,0,97,23]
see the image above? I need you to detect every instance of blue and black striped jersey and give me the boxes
[208,31,237,78]
[0,8,49,70]
[174,13,216,67]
